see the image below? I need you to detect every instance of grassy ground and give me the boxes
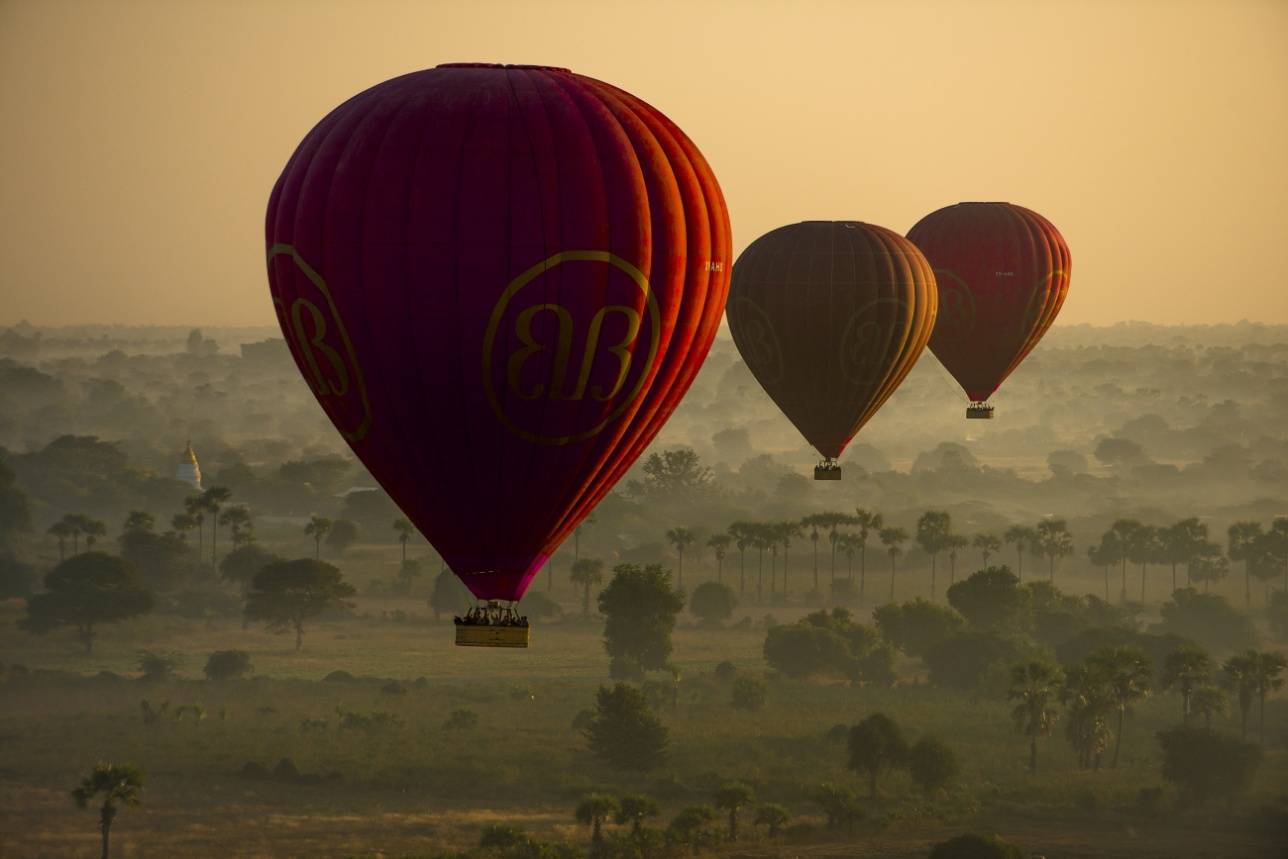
[0,560,1285,858]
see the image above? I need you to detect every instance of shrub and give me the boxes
[714,660,737,681]
[690,581,737,626]
[137,651,181,681]
[583,684,668,771]
[946,567,1028,630]
[323,669,358,683]
[923,631,1033,691]
[1157,725,1261,806]
[763,608,894,685]
[730,675,768,711]
[908,736,960,796]
[928,833,1026,859]
[203,650,252,681]
[873,598,965,657]
[1155,588,1257,654]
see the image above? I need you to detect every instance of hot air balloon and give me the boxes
[727,221,937,479]
[906,203,1070,419]
[265,64,730,646]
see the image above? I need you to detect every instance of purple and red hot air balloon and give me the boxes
[265,64,730,645]
[907,202,1071,419]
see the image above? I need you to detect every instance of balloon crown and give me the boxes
[436,63,572,72]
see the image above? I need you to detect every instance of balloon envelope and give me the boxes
[907,202,1070,405]
[727,221,937,460]
[265,64,730,601]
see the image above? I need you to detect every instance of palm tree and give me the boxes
[304,515,333,559]
[778,520,802,596]
[182,495,206,561]
[727,522,753,597]
[1271,517,1288,594]
[1008,661,1064,774]
[1035,518,1074,584]
[666,527,696,589]
[570,558,604,616]
[916,510,952,601]
[801,513,825,593]
[575,793,620,857]
[79,517,107,551]
[753,804,789,839]
[879,526,908,602]
[1223,650,1287,744]
[72,762,144,859]
[838,533,859,584]
[48,517,76,562]
[944,533,968,588]
[200,486,232,565]
[615,794,659,837]
[1003,525,1036,582]
[812,512,853,584]
[707,534,731,585]
[392,518,414,565]
[1108,519,1143,603]
[751,524,771,602]
[219,505,253,548]
[853,509,883,605]
[1161,518,1206,592]
[1189,683,1228,729]
[973,533,1000,566]
[1088,531,1123,602]
[1088,646,1152,768]
[572,512,596,567]
[1160,645,1211,723]
[121,511,154,534]
[1061,665,1114,771]
[1228,521,1264,609]
[1189,541,1230,593]
[1128,524,1162,604]
[713,781,755,841]
[170,511,197,545]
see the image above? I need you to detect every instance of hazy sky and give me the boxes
[2,0,1286,326]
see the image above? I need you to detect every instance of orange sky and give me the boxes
[1,0,1286,326]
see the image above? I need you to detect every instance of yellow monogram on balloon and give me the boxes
[266,243,373,443]
[484,251,661,445]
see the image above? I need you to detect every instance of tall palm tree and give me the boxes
[200,486,232,565]
[47,517,75,562]
[1003,525,1037,582]
[813,512,853,584]
[72,762,144,859]
[713,781,755,841]
[570,558,605,617]
[80,517,106,551]
[182,495,206,562]
[1088,646,1152,768]
[615,794,659,837]
[879,526,908,602]
[944,534,968,587]
[1061,665,1114,771]
[751,524,771,602]
[778,520,802,596]
[304,515,333,559]
[1228,521,1265,609]
[1271,517,1288,594]
[1035,518,1074,584]
[853,509,883,605]
[666,527,696,589]
[1160,645,1212,723]
[575,793,620,857]
[728,522,753,597]
[1189,541,1230,593]
[1189,683,1228,729]
[392,518,414,565]
[572,512,597,567]
[707,534,731,585]
[1161,518,1206,592]
[1223,650,1287,744]
[121,511,154,534]
[838,534,859,584]
[1128,524,1162,604]
[973,533,1000,566]
[1008,661,1064,774]
[916,511,952,601]
[219,505,253,548]
[801,514,825,593]
[1108,519,1143,603]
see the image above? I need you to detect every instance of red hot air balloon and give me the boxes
[727,222,937,479]
[906,203,1070,419]
[265,64,730,645]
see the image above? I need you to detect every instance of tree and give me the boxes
[764,608,894,685]
[243,558,355,650]
[1227,520,1263,609]
[924,630,1031,691]
[812,783,863,831]
[1127,524,1163,604]
[1108,519,1143,602]
[392,518,414,563]
[21,553,153,653]
[48,516,76,562]
[713,782,754,840]
[944,533,968,588]
[664,526,695,589]
[753,803,789,839]
[1189,683,1228,729]
[929,833,1026,859]
[598,564,685,676]
[1008,661,1064,774]
[121,510,154,535]
[582,684,668,771]
[1087,531,1123,602]
[776,519,802,595]
[182,496,206,564]
[575,793,620,857]
[203,649,252,680]
[1160,518,1207,592]
[72,762,143,859]
[303,515,332,559]
[973,533,1000,566]
[730,675,767,711]
[1156,587,1256,653]
[1062,665,1114,771]
[946,566,1026,629]
[1223,650,1287,743]
[879,526,908,602]
[615,794,659,837]
[218,543,280,592]
[1035,518,1074,584]
[908,736,959,795]
[79,516,107,552]
[706,534,731,585]
[0,457,31,546]
[1188,542,1230,593]
[1157,726,1261,807]
[847,712,908,799]
[118,523,188,593]
[852,508,883,603]
[667,805,717,854]
[325,518,360,556]
[727,521,753,596]
[570,557,605,617]
[1003,525,1036,582]
[872,598,965,657]
[217,505,254,549]
[429,569,472,621]
[915,511,952,601]
[199,486,231,565]
[689,581,736,627]
[1160,645,1212,723]
[1087,645,1152,768]
[633,448,713,495]
[0,551,36,599]
[1270,591,1288,644]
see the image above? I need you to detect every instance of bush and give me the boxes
[203,649,252,681]
[714,660,737,681]
[730,675,767,711]
[946,567,1028,630]
[583,683,668,771]
[518,590,562,621]
[137,650,181,681]
[923,631,1033,691]
[1157,725,1261,806]
[1155,588,1257,653]
[873,598,965,657]
[323,669,358,683]
[928,833,1026,859]
[908,736,959,796]
[763,608,894,685]
[690,581,737,626]
[445,708,480,730]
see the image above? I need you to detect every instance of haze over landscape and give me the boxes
[2,3,1287,859]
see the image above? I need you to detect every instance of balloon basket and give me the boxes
[966,403,994,420]
[814,459,842,480]
[454,602,530,648]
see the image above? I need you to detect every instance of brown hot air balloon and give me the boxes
[907,202,1071,419]
[727,221,937,479]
